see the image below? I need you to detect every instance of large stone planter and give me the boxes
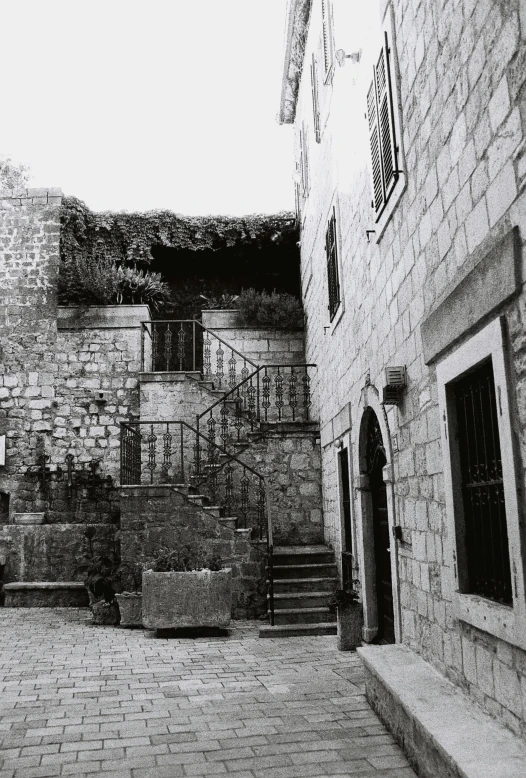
[201,309,240,329]
[57,304,151,330]
[142,569,232,630]
[115,593,142,627]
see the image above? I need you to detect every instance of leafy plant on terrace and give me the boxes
[58,255,171,311]
[143,544,224,573]
[237,288,304,329]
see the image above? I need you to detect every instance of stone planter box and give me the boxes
[115,593,142,627]
[142,569,232,630]
[13,513,45,525]
[57,304,151,330]
[201,309,240,329]
[337,601,363,651]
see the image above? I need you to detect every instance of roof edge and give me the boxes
[279,0,313,125]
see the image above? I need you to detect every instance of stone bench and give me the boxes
[357,644,526,778]
[3,582,89,608]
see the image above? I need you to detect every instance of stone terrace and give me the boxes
[0,609,415,778]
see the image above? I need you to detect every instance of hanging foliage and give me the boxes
[60,196,298,268]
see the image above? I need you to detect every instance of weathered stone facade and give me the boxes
[281,0,526,737]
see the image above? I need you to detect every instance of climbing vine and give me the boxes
[60,196,298,267]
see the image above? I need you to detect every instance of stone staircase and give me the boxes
[259,545,338,637]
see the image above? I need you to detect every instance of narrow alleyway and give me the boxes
[0,610,415,778]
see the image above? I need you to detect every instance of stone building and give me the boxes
[279,0,526,740]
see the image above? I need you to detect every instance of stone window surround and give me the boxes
[324,194,345,334]
[350,385,402,644]
[437,316,526,651]
[371,4,407,244]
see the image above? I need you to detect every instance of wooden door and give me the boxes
[366,412,394,644]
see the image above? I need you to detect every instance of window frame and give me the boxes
[321,0,334,84]
[366,16,407,244]
[437,317,526,650]
[325,206,341,323]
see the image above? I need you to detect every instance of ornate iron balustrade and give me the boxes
[197,363,315,450]
[141,320,258,386]
[120,419,267,534]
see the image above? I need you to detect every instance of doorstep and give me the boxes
[357,643,526,778]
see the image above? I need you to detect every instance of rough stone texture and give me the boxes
[290,0,526,736]
[241,429,323,545]
[421,226,522,363]
[0,523,115,583]
[115,592,142,627]
[120,486,267,619]
[0,193,144,525]
[201,309,306,365]
[358,644,526,778]
[142,569,232,630]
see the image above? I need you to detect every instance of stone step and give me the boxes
[273,545,335,566]
[270,591,334,609]
[219,517,237,530]
[358,644,526,778]
[272,563,338,579]
[3,582,88,608]
[202,505,223,517]
[272,577,337,592]
[259,622,337,638]
[272,607,337,625]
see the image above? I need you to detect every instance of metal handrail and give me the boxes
[140,319,259,372]
[197,363,317,421]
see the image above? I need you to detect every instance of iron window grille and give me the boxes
[453,359,513,606]
[325,208,341,321]
[367,32,400,220]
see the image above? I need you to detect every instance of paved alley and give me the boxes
[0,609,416,778]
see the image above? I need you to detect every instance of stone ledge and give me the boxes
[57,305,151,330]
[357,644,526,778]
[3,582,88,607]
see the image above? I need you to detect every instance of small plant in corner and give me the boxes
[328,580,361,614]
[75,527,121,625]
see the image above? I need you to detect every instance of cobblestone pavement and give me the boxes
[0,609,416,778]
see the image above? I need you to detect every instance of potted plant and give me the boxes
[75,527,121,625]
[329,581,363,651]
[115,562,143,628]
[141,544,232,633]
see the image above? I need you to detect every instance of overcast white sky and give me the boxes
[1,1,294,215]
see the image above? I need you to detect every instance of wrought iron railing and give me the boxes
[197,363,315,450]
[141,320,258,385]
[121,419,265,535]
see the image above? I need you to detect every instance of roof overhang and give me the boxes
[278,0,313,125]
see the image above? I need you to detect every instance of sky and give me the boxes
[0,0,294,216]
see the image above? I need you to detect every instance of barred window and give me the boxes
[367,33,400,219]
[453,359,512,605]
[325,208,340,321]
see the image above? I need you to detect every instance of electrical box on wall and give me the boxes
[382,366,407,405]
[0,435,5,467]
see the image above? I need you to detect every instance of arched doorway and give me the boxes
[366,411,395,644]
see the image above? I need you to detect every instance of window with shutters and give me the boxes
[367,32,402,222]
[326,208,340,321]
[299,123,309,197]
[321,0,334,83]
[437,317,526,651]
[311,53,321,143]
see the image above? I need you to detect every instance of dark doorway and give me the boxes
[366,412,395,644]
[338,448,353,589]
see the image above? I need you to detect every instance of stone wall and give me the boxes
[240,428,323,545]
[290,0,526,735]
[201,310,305,365]
[120,485,266,618]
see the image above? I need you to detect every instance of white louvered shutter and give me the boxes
[311,54,321,143]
